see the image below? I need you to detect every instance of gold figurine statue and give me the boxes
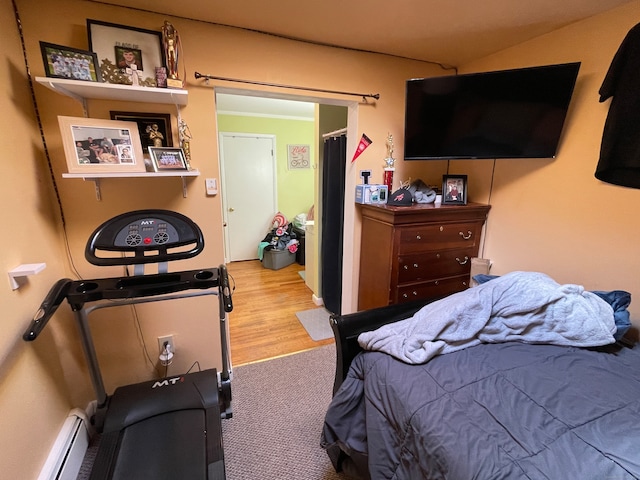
[162,21,183,88]
[384,133,395,168]
[179,119,192,169]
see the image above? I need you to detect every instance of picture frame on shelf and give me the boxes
[442,174,468,205]
[148,147,189,172]
[109,111,172,153]
[39,41,101,82]
[87,19,165,87]
[58,116,146,174]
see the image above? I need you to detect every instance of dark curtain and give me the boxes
[321,134,346,315]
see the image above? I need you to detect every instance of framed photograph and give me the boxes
[287,144,311,169]
[58,116,146,174]
[442,175,468,205]
[87,19,165,86]
[39,41,101,82]
[110,111,172,153]
[149,147,188,172]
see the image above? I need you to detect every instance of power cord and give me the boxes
[185,361,202,375]
[129,304,163,377]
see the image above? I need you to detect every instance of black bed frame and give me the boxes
[329,297,444,394]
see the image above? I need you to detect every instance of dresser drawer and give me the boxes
[395,276,470,304]
[398,222,482,254]
[398,248,473,283]
[357,203,490,310]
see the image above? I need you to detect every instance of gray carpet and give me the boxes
[295,308,334,341]
[222,345,342,479]
[76,345,343,479]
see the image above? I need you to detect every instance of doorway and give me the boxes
[215,87,348,308]
[219,133,277,262]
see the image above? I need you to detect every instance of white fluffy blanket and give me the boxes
[358,271,616,364]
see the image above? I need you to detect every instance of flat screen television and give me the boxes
[404,62,581,160]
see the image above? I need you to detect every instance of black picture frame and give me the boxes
[114,45,144,71]
[442,175,468,205]
[109,111,173,153]
[149,147,189,171]
[87,19,165,86]
[39,41,101,82]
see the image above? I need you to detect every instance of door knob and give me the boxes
[229,207,235,212]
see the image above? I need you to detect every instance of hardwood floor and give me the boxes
[226,259,334,366]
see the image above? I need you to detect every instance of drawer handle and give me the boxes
[416,235,422,240]
[456,256,469,265]
[459,230,472,240]
[434,280,439,285]
[403,264,419,270]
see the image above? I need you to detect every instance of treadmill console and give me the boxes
[86,209,205,266]
[114,218,180,248]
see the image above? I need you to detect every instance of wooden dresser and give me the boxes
[357,202,491,310]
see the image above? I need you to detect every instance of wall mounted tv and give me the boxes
[404,62,581,160]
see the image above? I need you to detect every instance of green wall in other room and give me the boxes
[217,114,315,222]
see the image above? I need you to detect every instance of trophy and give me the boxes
[179,119,192,169]
[162,21,183,89]
[383,133,395,192]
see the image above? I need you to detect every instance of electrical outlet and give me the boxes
[158,335,175,355]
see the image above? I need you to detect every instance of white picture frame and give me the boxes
[58,116,146,174]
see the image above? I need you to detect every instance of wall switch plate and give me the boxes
[206,178,218,195]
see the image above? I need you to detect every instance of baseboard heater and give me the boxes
[38,408,90,480]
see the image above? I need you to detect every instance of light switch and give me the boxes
[206,178,218,195]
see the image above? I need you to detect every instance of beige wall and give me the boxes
[4,0,440,477]
[1,1,76,478]
[455,2,640,320]
[4,0,639,477]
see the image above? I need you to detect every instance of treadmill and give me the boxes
[23,210,233,479]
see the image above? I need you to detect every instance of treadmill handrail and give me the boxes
[23,278,72,341]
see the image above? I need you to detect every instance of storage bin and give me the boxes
[262,249,296,270]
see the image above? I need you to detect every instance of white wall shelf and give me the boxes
[8,263,46,290]
[38,76,195,199]
[62,170,200,199]
[35,77,188,106]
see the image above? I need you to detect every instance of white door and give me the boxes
[219,133,277,262]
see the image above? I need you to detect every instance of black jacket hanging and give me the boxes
[596,22,640,188]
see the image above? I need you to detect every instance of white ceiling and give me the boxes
[216,93,316,120]
[93,0,633,116]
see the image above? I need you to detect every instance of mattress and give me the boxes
[322,342,640,479]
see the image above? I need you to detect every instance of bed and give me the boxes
[321,272,639,479]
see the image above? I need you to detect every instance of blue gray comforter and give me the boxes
[358,272,616,364]
[322,342,640,479]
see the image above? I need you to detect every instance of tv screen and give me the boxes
[404,62,580,160]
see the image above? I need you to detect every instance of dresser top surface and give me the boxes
[359,202,491,224]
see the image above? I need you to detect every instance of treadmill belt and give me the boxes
[113,409,206,479]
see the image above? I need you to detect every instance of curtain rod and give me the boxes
[322,127,347,139]
[194,72,380,101]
